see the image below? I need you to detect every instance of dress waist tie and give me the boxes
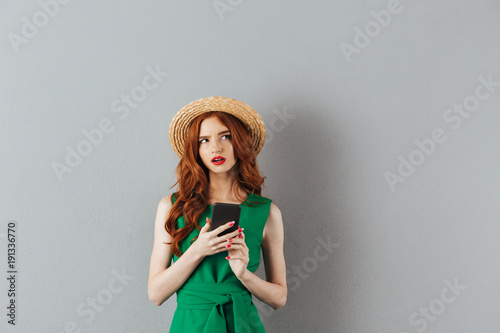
[176,282,253,333]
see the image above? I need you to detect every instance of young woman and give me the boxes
[148,96,287,332]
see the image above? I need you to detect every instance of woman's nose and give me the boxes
[211,140,222,152]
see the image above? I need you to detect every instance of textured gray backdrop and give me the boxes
[1,0,500,332]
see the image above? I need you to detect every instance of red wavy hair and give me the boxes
[164,111,267,257]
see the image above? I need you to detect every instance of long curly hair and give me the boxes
[164,111,267,257]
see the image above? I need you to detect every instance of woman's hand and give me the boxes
[189,217,241,259]
[225,227,249,279]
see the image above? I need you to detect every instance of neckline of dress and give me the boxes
[208,192,253,206]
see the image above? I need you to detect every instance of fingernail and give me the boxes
[226,256,230,259]
[238,228,242,232]
[226,244,231,248]
[229,222,235,226]
[239,234,243,238]
[227,238,233,242]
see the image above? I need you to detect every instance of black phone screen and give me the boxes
[210,203,241,237]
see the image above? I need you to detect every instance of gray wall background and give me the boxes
[1,0,499,332]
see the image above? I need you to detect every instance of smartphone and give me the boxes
[210,202,241,237]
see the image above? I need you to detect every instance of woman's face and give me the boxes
[198,116,237,174]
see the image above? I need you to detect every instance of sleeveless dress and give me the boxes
[169,192,272,333]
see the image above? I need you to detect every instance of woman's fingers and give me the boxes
[211,220,236,236]
[218,240,245,252]
[212,227,242,245]
[220,241,241,250]
[218,232,246,251]
[226,231,244,243]
[225,253,242,260]
[200,217,211,233]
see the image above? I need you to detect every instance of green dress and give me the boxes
[169,192,272,333]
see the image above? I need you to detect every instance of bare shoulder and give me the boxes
[269,203,282,221]
[154,194,174,240]
[158,194,173,214]
[263,203,283,240]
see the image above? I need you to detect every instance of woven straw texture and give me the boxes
[169,96,266,158]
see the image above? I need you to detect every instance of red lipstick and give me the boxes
[211,155,226,165]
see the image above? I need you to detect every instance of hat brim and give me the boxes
[169,96,266,158]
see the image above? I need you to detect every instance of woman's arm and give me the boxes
[237,203,287,310]
[147,195,204,306]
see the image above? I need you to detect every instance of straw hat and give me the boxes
[169,96,266,158]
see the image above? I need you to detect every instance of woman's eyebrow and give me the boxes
[199,130,231,139]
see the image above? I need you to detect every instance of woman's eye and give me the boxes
[199,135,230,144]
